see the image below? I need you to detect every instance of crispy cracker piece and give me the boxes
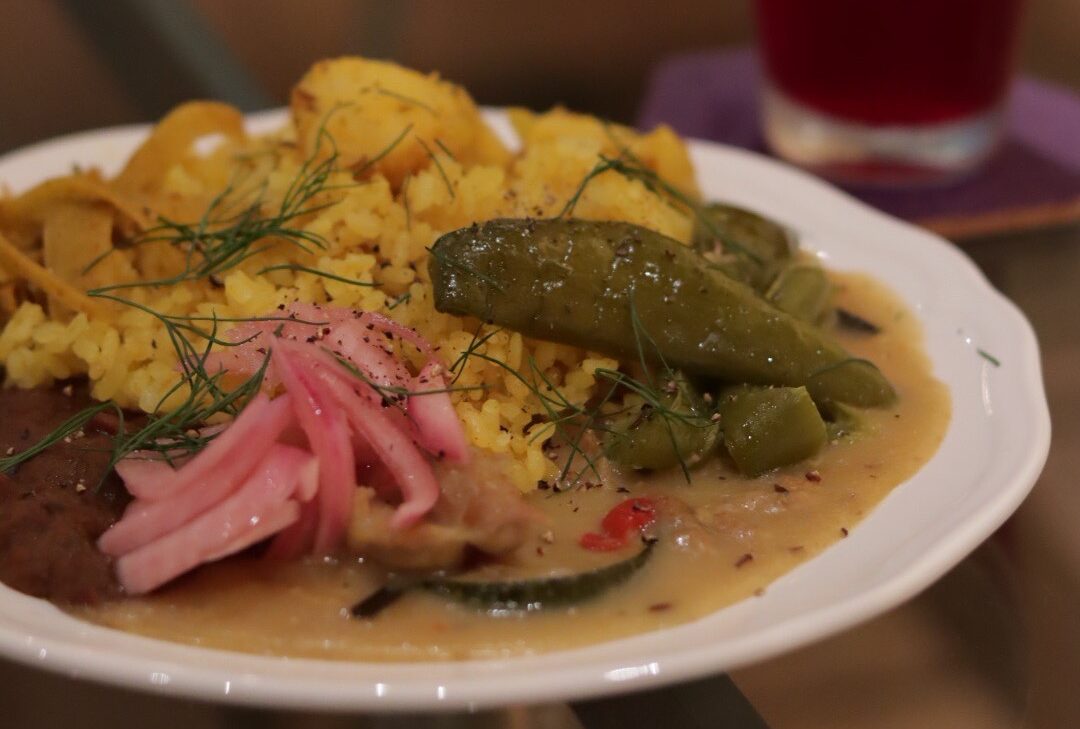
[0,230,108,318]
[115,100,245,195]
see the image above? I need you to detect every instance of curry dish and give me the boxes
[0,57,948,660]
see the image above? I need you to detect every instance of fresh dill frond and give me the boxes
[425,245,505,292]
[442,295,712,486]
[351,123,414,179]
[977,348,1001,367]
[559,141,762,265]
[327,350,486,416]
[522,354,606,484]
[434,138,457,162]
[608,297,709,482]
[108,352,271,470]
[602,155,761,265]
[594,367,710,484]
[557,157,621,218]
[564,382,621,485]
[373,87,436,115]
[85,291,325,348]
[150,148,335,280]
[417,138,456,199]
[0,400,119,474]
[448,324,502,385]
[0,312,273,484]
[3,114,406,478]
[386,291,412,310]
[256,263,376,288]
[449,346,607,485]
[77,285,321,473]
[88,112,351,293]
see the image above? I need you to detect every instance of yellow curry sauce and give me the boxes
[78,273,949,660]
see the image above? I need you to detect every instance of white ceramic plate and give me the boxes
[0,110,1049,712]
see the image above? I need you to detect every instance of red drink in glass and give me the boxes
[755,0,1025,184]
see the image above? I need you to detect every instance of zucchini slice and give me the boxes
[423,540,655,611]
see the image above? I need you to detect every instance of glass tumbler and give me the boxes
[755,0,1025,185]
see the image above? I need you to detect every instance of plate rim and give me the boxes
[0,109,1050,712]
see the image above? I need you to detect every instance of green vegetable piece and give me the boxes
[423,540,654,610]
[718,386,828,476]
[766,262,832,324]
[692,203,794,291]
[603,373,719,470]
[819,401,865,442]
[835,308,880,335]
[807,358,896,408]
[429,218,895,407]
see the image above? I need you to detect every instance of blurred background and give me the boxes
[1,0,1078,153]
[1,2,1079,728]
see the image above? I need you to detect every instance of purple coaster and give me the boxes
[637,49,1080,223]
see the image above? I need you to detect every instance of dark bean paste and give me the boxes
[0,383,128,604]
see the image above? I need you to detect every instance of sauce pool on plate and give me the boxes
[77,272,948,660]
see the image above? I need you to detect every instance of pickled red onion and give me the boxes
[101,304,469,594]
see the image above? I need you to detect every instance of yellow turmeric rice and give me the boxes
[0,57,701,492]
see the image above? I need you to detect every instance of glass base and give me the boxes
[762,86,1004,186]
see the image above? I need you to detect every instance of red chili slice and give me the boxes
[580,497,656,552]
[579,532,627,552]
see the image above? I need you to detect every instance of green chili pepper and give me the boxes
[819,401,865,442]
[602,373,719,471]
[692,202,794,291]
[717,385,828,476]
[766,262,832,324]
[429,218,895,407]
[806,358,896,408]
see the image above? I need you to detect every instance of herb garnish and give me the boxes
[0,401,118,474]
[434,138,457,162]
[417,138,456,199]
[386,291,412,310]
[560,127,761,265]
[4,113,716,492]
[255,263,376,288]
[351,124,413,179]
[2,115,359,477]
[329,351,486,416]
[446,299,714,488]
[372,87,436,115]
